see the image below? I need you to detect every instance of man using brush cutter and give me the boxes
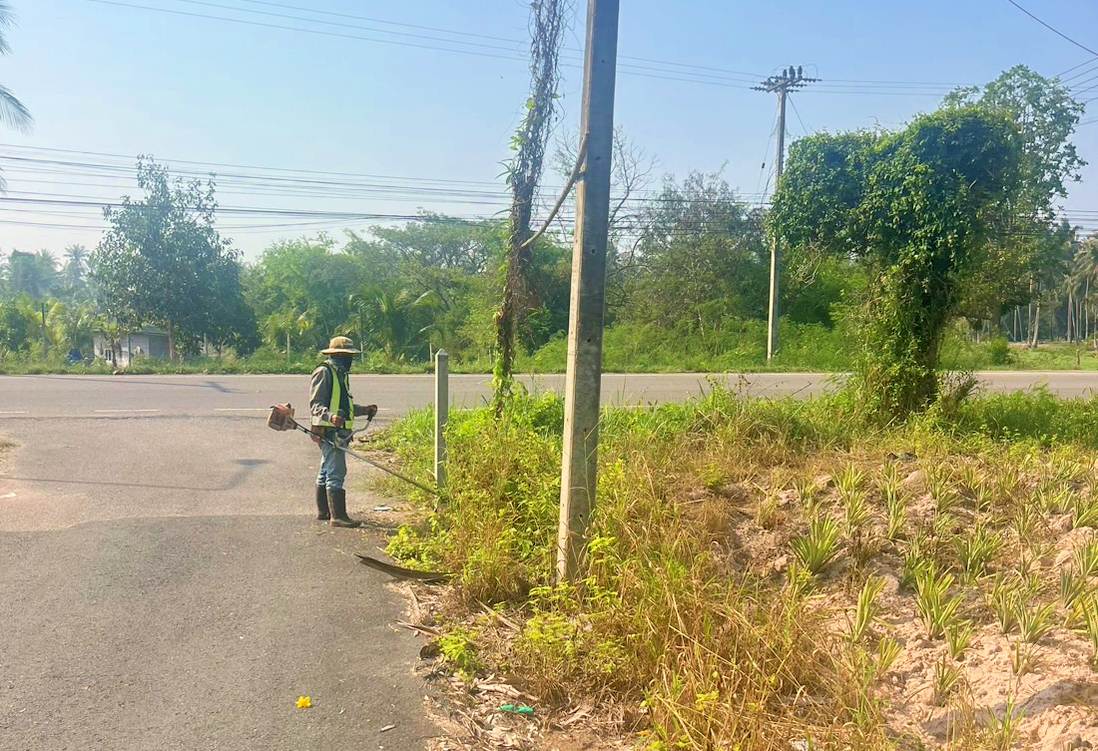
[309,336,378,527]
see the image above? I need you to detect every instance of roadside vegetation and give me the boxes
[1,65,1093,378]
[379,387,1098,750]
[360,61,1098,751]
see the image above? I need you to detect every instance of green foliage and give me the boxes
[378,386,1098,749]
[91,158,255,356]
[791,514,842,575]
[913,565,963,639]
[771,108,1023,419]
[986,336,1011,366]
[438,628,481,678]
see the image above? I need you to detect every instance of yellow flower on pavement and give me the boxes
[296,695,312,709]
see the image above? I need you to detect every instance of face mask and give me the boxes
[332,355,354,371]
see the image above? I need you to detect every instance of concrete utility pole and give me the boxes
[755,66,817,361]
[556,0,619,583]
[434,349,448,492]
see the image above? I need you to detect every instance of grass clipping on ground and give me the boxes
[380,387,1098,750]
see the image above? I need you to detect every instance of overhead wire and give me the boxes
[85,0,978,96]
[788,95,812,136]
[1004,0,1098,58]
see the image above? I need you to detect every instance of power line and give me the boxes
[1058,57,1098,78]
[1005,0,1098,58]
[86,0,978,97]
[788,95,812,136]
[203,0,769,80]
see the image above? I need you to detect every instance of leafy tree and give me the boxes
[945,66,1087,332]
[0,298,32,350]
[771,107,1022,418]
[944,65,1085,222]
[5,249,56,299]
[90,158,248,359]
[356,217,504,354]
[245,236,367,352]
[629,172,769,332]
[205,256,259,354]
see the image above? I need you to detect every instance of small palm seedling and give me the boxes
[849,576,885,644]
[931,656,962,706]
[1075,538,1098,578]
[1060,569,1091,616]
[794,475,820,513]
[957,463,981,498]
[932,511,958,546]
[885,485,908,542]
[973,482,993,515]
[955,525,1002,583]
[1073,493,1098,529]
[988,575,1022,634]
[843,489,872,539]
[1012,501,1040,544]
[1080,596,1098,668]
[836,464,866,498]
[791,515,842,576]
[993,465,1021,505]
[930,471,960,514]
[1010,641,1037,676]
[876,635,902,676]
[1019,541,1053,582]
[1014,601,1056,644]
[878,462,901,492]
[1036,484,1073,515]
[985,696,1024,751]
[901,532,933,590]
[914,565,963,640]
[1049,455,1085,485]
[785,560,815,600]
[755,494,781,530]
[946,620,974,660]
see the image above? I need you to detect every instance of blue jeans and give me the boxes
[316,429,350,490]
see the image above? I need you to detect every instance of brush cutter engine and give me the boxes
[267,402,296,431]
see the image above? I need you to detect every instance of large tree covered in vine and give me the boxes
[770,108,1022,418]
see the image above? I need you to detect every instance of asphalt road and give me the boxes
[1,369,1097,750]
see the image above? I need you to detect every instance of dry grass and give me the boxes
[381,388,1098,750]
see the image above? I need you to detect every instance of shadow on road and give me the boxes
[0,458,271,493]
[19,375,243,393]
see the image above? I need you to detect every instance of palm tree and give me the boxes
[60,244,90,300]
[0,2,31,191]
[355,288,437,361]
[262,308,312,364]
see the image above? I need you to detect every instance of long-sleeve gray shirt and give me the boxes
[309,361,371,424]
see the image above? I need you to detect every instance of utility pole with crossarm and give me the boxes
[754,66,817,361]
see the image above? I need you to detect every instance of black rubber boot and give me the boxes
[327,488,361,528]
[314,485,330,521]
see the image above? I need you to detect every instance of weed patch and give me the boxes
[381,388,1098,749]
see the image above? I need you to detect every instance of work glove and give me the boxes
[363,404,378,420]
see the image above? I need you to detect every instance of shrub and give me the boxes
[987,336,1012,366]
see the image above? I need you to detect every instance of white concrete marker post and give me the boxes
[434,350,448,491]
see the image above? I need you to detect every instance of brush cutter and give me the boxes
[267,402,438,496]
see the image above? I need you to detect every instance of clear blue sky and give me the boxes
[2,0,1097,260]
